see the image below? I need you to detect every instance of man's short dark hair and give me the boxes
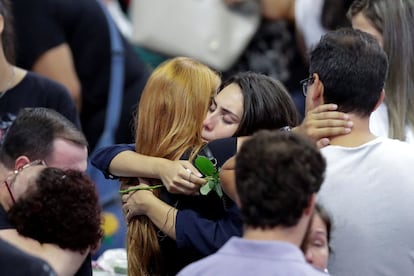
[0,108,87,169]
[309,28,388,117]
[236,130,326,228]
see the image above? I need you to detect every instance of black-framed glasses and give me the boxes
[300,76,314,97]
[3,160,47,204]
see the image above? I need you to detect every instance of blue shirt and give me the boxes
[178,237,329,276]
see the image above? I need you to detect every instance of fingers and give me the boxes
[307,126,352,140]
[182,168,205,186]
[161,160,206,195]
[121,194,129,204]
[122,203,133,222]
[310,112,351,122]
[122,204,134,222]
[309,118,353,129]
[171,165,205,191]
[310,103,338,113]
[179,161,202,177]
[122,203,128,215]
[316,138,330,149]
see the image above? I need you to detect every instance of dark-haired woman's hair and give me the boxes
[301,203,333,253]
[0,0,15,64]
[220,72,299,137]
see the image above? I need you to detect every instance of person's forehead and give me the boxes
[311,213,327,232]
[216,84,244,114]
[47,138,88,171]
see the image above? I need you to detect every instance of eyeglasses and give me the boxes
[300,76,314,97]
[3,160,47,204]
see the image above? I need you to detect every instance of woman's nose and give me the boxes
[305,249,313,264]
[203,113,216,130]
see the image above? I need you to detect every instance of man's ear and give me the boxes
[373,89,385,112]
[0,16,4,35]
[310,73,325,105]
[14,156,31,170]
[306,73,325,112]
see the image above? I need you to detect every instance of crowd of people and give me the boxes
[1,0,414,275]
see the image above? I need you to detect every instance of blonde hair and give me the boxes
[349,0,414,140]
[126,57,220,276]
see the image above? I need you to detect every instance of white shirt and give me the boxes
[370,102,414,143]
[318,137,414,276]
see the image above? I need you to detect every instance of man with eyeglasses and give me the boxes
[0,108,90,275]
[305,28,414,275]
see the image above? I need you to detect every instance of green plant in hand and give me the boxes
[119,184,163,195]
[195,156,223,197]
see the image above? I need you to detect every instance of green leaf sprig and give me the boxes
[195,156,223,198]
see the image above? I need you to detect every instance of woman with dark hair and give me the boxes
[92,67,351,274]
[8,167,103,254]
[202,72,299,141]
[302,203,332,274]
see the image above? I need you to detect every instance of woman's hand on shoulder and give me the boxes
[293,104,353,148]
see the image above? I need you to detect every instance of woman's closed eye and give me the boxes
[222,114,238,125]
[311,238,326,247]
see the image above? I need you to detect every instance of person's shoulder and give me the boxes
[378,137,414,154]
[0,239,57,276]
[22,72,69,94]
[204,137,237,167]
[177,253,221,276]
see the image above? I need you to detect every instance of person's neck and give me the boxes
[328,114,377,147]
[0,164,12,211]
[243,217,309,247]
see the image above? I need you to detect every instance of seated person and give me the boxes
[0,107,90,275]
[7,166,103,254]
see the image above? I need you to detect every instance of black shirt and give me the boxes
[0,238,57,276]
[0,72,80,129]
[13,0,149,150]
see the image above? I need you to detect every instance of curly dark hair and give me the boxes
[236,130,326,228]
[8,168,103,254]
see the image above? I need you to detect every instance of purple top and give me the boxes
[178,237,329,276]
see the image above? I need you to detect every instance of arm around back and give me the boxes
[91,143,135,178]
